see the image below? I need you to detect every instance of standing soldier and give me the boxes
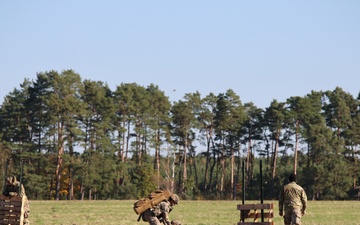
[278,173,307,225]
[3,175,31,225]
[142,194,179,225]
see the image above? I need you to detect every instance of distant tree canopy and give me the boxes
[1,70,360,201]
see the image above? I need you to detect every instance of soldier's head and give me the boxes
[169,194,179,206]
[6,175,17,185]
[288,173,296,182]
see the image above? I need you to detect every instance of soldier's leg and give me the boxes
[291,208,302,225]
[143,210,161,225]
[147,216,161,225]
[283,209,292,225]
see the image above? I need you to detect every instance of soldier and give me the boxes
[278,173,307,225]
[3,175,31,225]
[142,193,180,225]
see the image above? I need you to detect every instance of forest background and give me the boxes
[1,70,360,202]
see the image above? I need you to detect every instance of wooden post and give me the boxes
[260,160,264,222]
[242,161,245,205]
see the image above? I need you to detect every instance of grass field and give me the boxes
[28,200,360,225]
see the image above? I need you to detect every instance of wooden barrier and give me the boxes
[0,195,24,225]
[237,203,274,225]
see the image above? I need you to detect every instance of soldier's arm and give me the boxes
[301,189,307,214]
[160,202,171,225]
[278,188,284,216]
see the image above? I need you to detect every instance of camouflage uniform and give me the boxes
[278,174,307,225]
[142,194,179,225]
[3,175,31,225]
[142,200,173,225]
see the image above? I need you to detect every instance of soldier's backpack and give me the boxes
[133,189,172,215]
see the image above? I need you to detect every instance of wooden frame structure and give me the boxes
[0,195,24,225]
[237,161,275,225]
[237,203,274,225]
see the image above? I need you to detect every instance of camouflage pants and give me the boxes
[283,208,301,225]
[142,210,163,225]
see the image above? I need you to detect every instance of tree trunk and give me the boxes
[155,129,161,188]
[182,138,188,194]
[125,122,131,162]
[55,122,64,201]
[272,128,280,179]
[230,147,234,199]
[294,120,299,175]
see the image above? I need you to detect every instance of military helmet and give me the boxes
[170,194,179,204]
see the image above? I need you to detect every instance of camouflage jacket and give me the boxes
[278,181,307,213]
[151,200,173,225]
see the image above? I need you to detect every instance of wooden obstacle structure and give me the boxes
[237,203,274,225]
[0,195,25,225]
[237,161,275,224]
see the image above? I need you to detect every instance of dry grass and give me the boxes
[28,200,360,225]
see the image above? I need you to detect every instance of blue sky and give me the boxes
[1,1,359,108]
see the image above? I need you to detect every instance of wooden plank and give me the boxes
[1,203,21,207]
[0,196,21,202]
[0,221,22,225]
[237,222,274,225]
[0,202,22,207]
[0,214,21,219]
[0,215,21,219]
[0,207,22,212]
[242,212,274,219]
[0,213,21,217]
[0,208,21,211]
[237,203,273,210]
[0,217,21,221]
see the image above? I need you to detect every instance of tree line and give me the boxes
[0,70,359,201]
